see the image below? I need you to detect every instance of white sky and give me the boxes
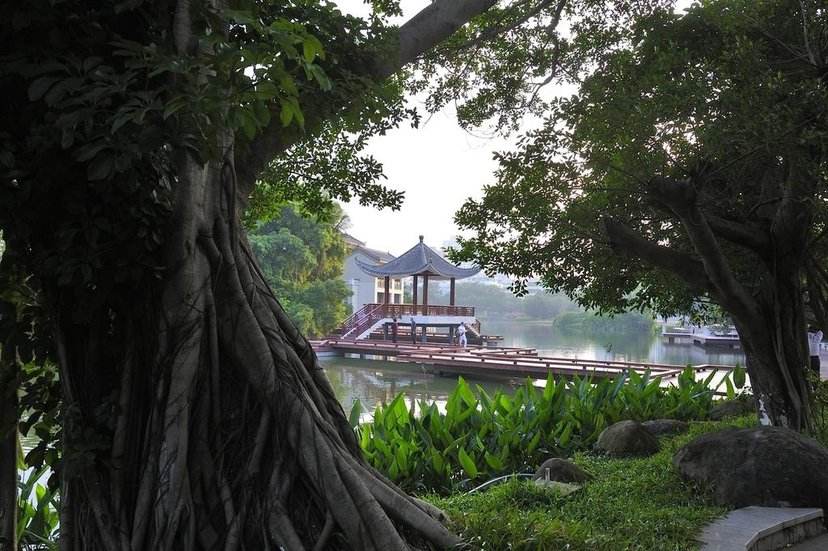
[335,0,693,256]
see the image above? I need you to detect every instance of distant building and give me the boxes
[342,233,403,312]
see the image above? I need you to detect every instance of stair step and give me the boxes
[699,507,825,551]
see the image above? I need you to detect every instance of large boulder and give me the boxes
[595,420,660,457]
[533,458,593,483]
[710,399,753,420]
[673,427,828,511]
[642,419,689,437]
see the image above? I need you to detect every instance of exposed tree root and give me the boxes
[55,152,460,550]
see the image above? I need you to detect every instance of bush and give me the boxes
[354,367,745,493]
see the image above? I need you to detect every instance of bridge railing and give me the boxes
[364,303,475,317]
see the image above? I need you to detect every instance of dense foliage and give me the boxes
[427,416,756,551]
[443,0,828,429]
[249,203,350,336]
[353,368,744,493]
[450,0,828,314]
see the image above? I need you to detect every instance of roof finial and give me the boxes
[419,235,424,243]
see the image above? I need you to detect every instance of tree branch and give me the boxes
[235,0,497,200]
[601,217,711,294]
[649,176,761,320]
[706,215,771,253]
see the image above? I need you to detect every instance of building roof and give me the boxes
[355,235,480,280]
[341,232,365,248]
[343,232,396,263]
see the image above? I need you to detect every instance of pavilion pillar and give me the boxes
[450,277,456,306]
[422,275,429,315]
[412,275,418,310]
[383,277,390,310]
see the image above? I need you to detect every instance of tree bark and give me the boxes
[0,363,16,551]
[54,146,459,549]
[733,275,811,429]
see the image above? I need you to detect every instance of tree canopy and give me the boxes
[448,0,828,428]
[452,0,827,315]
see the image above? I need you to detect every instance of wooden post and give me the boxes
[450,277,456,306]
[413,275,418,309]
[384,276,390,306]
[422,274,429,315]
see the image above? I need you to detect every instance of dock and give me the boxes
[662,328,742,349]
[311,339,734,382]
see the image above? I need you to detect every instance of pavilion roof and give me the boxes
[354,236,480,280]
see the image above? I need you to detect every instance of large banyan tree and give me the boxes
[448,0,828,430]
[0,0,517,548]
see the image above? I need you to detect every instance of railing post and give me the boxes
[384,276,390,305]
[412,275,418,308]
[422,275,429,316]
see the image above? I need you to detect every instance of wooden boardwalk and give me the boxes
[312,339,734,381]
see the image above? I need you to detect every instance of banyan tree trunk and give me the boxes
[0,360,16,551]
[54,150,459,550]
[733,273,812,430]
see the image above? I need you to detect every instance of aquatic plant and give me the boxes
[353,367,745,493]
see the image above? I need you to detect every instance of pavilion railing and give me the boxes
[331,303,477,340]
[366,304,475,317]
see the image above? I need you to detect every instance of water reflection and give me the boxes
[322,356,513,417]
[485,321,745,366]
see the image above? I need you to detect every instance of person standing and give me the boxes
[410,317,417,345]
[391,316,398,343]
[457,322,467,348]
[808,326,823,375]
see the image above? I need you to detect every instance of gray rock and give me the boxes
[533,458,593,483]
[642,419,689,437]
[673,427,828,511]
[532,479,582,495]
[595,420,660,457]
[710,399,753,420]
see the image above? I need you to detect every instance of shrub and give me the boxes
[354,367,744,493]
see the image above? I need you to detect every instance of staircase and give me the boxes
[330,304,386,340]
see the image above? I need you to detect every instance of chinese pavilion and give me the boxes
[330,236,481,342]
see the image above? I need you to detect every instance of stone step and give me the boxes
[699,506,825,551]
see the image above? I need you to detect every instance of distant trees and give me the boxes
[249,204,350,337]
[426,281,579,321]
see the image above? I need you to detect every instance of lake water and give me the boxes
[21,321,744,449]
[322,320,745,415]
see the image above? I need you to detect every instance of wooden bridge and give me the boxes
[311,339,734,382]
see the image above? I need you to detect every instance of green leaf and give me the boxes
[348,399,362,429]
[725,377,735,400]
[27,76,60,101]
[458,446,478,479]
[484,450,504,471]
[87,154,114,181]
[733,364,746,389]
[303,35,324,63]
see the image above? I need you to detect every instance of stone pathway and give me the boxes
[698,507,824,551]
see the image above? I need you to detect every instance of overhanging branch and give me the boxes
[601,217,711,294]
[706,215,771,253]
[236,0,497,198]
[649,176,761,320]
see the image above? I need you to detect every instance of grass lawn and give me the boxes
[426,415,757,550]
